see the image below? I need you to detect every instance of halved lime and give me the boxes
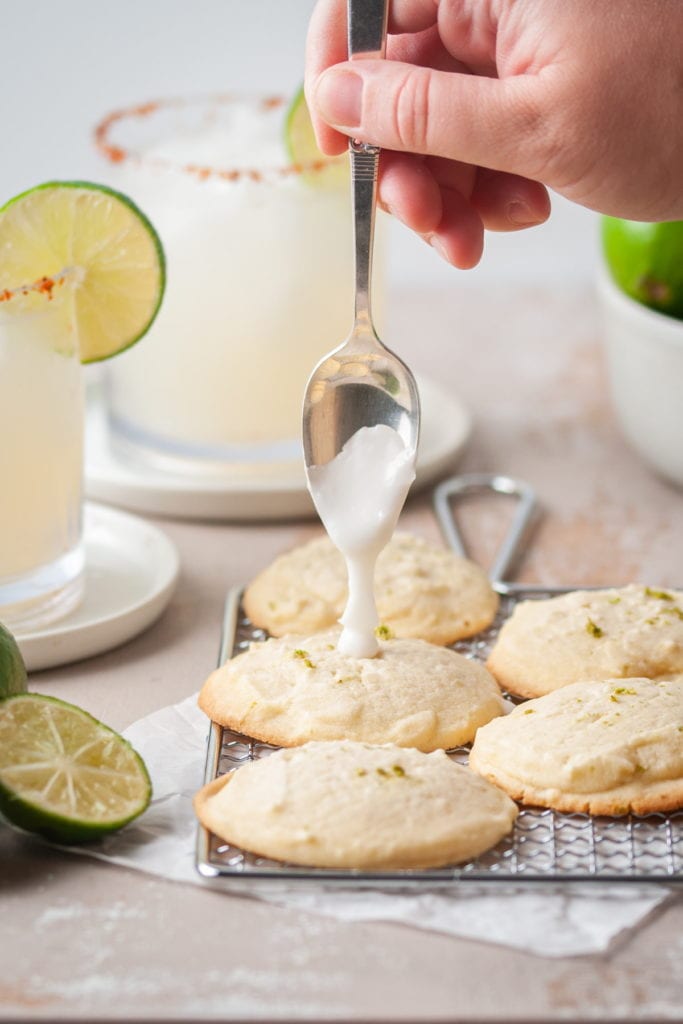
[602,217,683,320]
[0,693,151,843]
[284,86,347,187]
[0,622,27,699]
[0,181,165,362]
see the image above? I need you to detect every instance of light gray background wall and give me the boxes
[1,0,599,288]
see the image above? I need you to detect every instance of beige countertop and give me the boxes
[2,283,682,1022]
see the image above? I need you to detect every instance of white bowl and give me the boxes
[597,268,683,486]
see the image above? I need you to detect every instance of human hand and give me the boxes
[305,0,683,268]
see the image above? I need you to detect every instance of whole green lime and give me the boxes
[601,218,683,320]
[0,622,27,699]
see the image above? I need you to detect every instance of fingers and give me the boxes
[423,158,549,231]
[386,0,440,34]
[305,0,550,269]
[430,189,484,269]
[470,170,551,231]
[378,155,550,268]
[379,152,442,234]
[306,0,475,156]
[305,0,349,155]
[387,24,468,75]
[379,152,483,269]
[311,58,547,180]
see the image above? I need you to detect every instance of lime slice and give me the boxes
[602,217,683,320]
[0,623,27,699]
[284,86,348,187]
[0,693,151,843]
[0,181,165,362]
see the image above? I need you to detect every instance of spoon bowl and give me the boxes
[302,326,420,468]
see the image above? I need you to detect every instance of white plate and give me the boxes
[17,504,179,672]
[84,376,471,521]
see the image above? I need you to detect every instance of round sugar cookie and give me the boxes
[194,740,518,869]
[199,628,506,752]
[486,584,683,698]
[469,677,683,816]
[243,532,498,645]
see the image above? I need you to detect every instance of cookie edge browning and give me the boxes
[198,669,300,749]
[485,585,683,699]
[243,586,281,635]
[391,582,499,646]
[197,640,507,753]
[484,649,559,699]
[197,675,505,753]
[243,534,500,646]
[194,754,519,870]
[242,538,337,638]
[485,600,568,698]
[243,577,326,638]
[468,746,683,816]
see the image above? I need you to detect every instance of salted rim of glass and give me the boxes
[0,274,69,311]
[94,94,342,182]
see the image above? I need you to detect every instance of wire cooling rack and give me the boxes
[196,474,683,885]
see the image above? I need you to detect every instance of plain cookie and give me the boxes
[243,531,498,645]
[469,677,683,815]
[194,740,518,869]
[486,584,683,698]
[199,627,506,751]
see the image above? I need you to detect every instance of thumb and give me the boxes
[312,60,547,181]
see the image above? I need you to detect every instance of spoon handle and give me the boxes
[348,0,387,59]
[348,0,387,332]
[349,138,379,330]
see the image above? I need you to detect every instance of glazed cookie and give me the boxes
[243,532,498,645]
[194,740,518,870]
[198,627,506,752]
[486,584,683,698]
[469,677,683,816]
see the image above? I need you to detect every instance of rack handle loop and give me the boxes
[433,473,540,587]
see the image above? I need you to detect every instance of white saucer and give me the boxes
[17,504,179,672]
[84,376,471,521]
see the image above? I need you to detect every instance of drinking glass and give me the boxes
[94,95,379,474]
[0,287,84,630]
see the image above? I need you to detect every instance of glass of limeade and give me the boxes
[0,285,84,630]
[94,95,369,473]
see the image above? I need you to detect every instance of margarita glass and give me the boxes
[95,95,381,473]
[0,284,84,630]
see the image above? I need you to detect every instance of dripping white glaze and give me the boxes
[306,424,415,657]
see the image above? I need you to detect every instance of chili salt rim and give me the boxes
[93,94,340,183]
[0,274,67,305]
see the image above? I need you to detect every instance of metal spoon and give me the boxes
[302,0,420,472]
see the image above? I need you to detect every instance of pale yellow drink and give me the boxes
[96,97,377,471]
[0,291,84,629]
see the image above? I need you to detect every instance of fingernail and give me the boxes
[315,69,363,128]
[507,201,540,226]
[429,236,449,261]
